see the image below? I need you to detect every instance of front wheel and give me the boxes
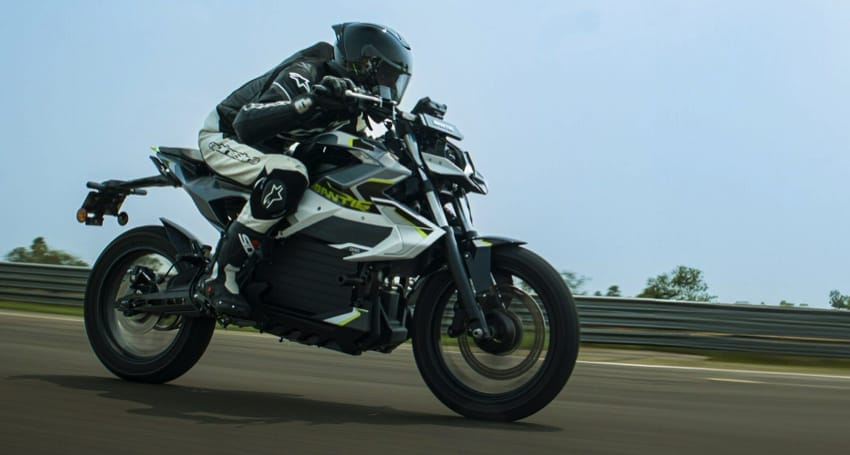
[412,246,580,421]
[84,226,215,383]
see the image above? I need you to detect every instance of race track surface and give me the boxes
[2,311,849,454]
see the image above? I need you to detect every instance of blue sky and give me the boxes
[1,1,848,307]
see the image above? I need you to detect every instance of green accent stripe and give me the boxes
[396,210,429,238]
[337,311,361,326]
[366,178,397,185]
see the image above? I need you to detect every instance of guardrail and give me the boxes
[1,262,849,357]
[576,297,850,358]
[0,262,88,306]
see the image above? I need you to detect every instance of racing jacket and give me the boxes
[214,42,359,153]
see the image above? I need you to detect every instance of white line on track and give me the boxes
[577,360,850,380]
[4,310,850,380]
[706,377,765,384]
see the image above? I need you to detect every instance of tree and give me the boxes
[637,265,715,302]
[605,285,622,297]
[829,290,850,310]
[560,271,589,296]
[5,237,88,266]
[594,285,621,297]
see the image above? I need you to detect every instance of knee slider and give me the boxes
[249,170,308,220]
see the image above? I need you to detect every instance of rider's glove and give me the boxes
[317,75,356,99]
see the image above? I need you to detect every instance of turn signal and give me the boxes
[76,208,87,223]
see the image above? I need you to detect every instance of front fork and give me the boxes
[447,230,493,340]
[421,181,493,340]
[402,130,493,339]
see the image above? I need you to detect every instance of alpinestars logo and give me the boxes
[263,184,285,209]
[208,141,261,165]
[289,72,311,92]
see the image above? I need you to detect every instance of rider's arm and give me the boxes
[232,62,321,144]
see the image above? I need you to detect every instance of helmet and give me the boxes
[331,22,412,103]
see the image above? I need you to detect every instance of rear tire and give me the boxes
[412,246,580,421]
[84,226,215,383]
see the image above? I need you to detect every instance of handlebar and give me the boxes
[312,84,394,109]
[342,89,385,105]
[312,84,417,130]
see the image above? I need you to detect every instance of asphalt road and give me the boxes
[2,310,849,455]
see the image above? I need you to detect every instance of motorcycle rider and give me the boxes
[198,22,413,318]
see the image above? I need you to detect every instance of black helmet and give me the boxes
[331,22,412,103]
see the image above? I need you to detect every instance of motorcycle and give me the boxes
[77,87,580,421]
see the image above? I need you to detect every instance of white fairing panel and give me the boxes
[275,132,443,262]
[422,153,466,178]
[276,191,444,262]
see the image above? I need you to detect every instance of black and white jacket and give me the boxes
[214,42,357,152]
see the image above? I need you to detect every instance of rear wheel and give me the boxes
[412,246,580,421]
[84,226,215,383]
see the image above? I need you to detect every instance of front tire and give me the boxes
[84,226,215,383]
[412,246,580,421]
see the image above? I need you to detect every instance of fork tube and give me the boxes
[403,133,491,339]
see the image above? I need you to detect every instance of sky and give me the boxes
[1,0,849,307]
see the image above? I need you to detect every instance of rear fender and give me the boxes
[159,218,208,260]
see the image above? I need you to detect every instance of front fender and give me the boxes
[473,235,526,248]
[464,235,525,292]
[408,235,527,310]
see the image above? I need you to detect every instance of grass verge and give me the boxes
[0,301,83,317]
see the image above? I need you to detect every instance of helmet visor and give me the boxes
[374,61,411,102]
[362,44,412,102]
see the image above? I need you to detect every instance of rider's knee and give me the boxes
[249,169,308,220]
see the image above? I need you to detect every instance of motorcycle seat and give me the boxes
[158,146,204,163]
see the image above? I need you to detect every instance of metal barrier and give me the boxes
[576,297,850,358]
[0,262,88,306]
[1,261,849,357]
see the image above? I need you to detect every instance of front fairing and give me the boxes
[422,148,488,195]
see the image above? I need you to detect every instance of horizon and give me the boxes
[2,1,848,308]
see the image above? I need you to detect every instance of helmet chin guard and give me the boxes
[332,22,412,103]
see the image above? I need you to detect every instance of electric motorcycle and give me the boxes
[77,88,580,421]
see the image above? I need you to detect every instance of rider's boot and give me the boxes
[204,221,261,318]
